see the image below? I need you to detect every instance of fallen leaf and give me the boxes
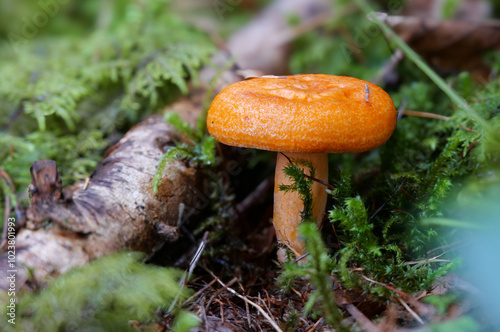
[378,13,500,78]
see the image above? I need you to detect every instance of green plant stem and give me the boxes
[352,0,491,132]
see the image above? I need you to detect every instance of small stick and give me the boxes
[345,304,382,332]
[198,296,208,328]
[460,124,482,134]
[257,293,276,325]
[361,274,410,298]
[365,272,427,324]
[83,177,90,190]
[235,276,253,329]
[401,110,483,134]
[182,278,217,306]
[404,251,449,265]
[397,100,408,122]
[396,297,425,325]
[205,268,284,332]
[294,252,310,263]
[331,223,342,250]
[168,232,208,313]
[205,277,238,312]
[244,294,252,329]
[365,84,370,102]
[401,110,450,121]
[219,300,225,324]
[306,318,324,332]
[426,240,466,258]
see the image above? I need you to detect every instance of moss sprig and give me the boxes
[152,112,217,195]
[278,157,315,221]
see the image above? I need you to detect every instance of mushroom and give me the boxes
[207,74,396,261]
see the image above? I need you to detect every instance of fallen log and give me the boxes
[0,115,202,290]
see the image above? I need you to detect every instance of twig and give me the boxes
[344,304,382,332]
[205,268,283,332]
[401,110,483,134]
[244,293,252,329]
[218,299,225,324]
[83,177,90,190]
[235,275,253,329]
[426,240,467,258]
[397,99,408,122]
[306,318,324,332]
[187,231,208,278]
[168,231,209,313]
[307,317,325,332]
[396,297,425,325]
[459,125,482,134]
[182,278,217,307]
[198,295,208,328]
[404,252,450,265]
[363,274,426,326]
[331,222,342,250]
[401,110,450,121]
[294,252,310,263]
[361,274,410,298]
[205,277,238,313]
[257,293,276,325]
[406,259,450,265]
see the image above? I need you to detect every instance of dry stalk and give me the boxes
[205,268,283,332]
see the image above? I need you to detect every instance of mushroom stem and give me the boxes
[274,152,328,261]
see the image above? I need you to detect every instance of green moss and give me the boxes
[0,0,215,225]
[152,112,217,194]
[4,252,190,331]
[277,68,500,324]
[278,158,315,221]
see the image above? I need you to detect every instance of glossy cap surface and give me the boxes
[207,74,397,153]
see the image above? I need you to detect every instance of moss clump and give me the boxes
[0,0,215,224]
[3,252,191,332]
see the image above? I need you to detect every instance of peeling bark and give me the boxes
[0,116,201,290]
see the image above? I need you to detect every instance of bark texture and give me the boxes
[0,116,201,290]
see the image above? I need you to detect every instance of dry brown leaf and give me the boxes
[379,13,500,78]
[402,0,491,21]
[227,0,331,74]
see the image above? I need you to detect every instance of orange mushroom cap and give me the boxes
[207,74,397,153]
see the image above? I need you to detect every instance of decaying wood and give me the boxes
[0,116,202,290]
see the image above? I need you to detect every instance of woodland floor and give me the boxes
[1,0,500,331]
